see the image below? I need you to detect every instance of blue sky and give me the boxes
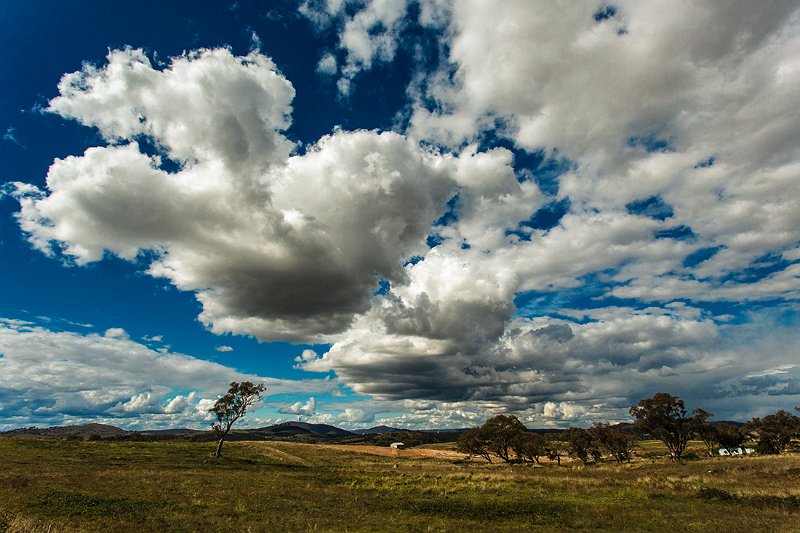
[1,1,799,431]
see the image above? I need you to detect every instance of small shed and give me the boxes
[390,442,405,449]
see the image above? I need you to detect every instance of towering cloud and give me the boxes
[14,48,460,341]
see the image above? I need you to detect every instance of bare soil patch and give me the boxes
[319,443,469,460]
[243,443,312,466]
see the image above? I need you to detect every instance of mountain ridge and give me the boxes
[0,421,469,442]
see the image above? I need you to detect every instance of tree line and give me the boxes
[205,385,799,461]
[457,392,800,464]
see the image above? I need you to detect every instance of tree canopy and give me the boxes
[629,392,702,462]
[210,381,265,458]
[747,410,800,454]
[590,423,637,463]
[456,414,533,463]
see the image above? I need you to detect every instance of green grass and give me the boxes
[0,439,798,532]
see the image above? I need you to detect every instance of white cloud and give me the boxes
[0,318,337,430]
[14,48,463,342]
[300,0,410,95]
[104,327,129,340]
[316,52,338,75]
[48,48,294,173]
[215,345,234,352]
[337,407,373,424]
[3,127,23,147]
[278,396,317,417]
[279,2,800,423]
[8,1,800,426]
[406,0,800,301]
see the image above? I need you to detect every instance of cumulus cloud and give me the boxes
[280,1,800,423]
[407,0,800,299]
[278,396,317,417]
[301,304,719,401]
[298,297,800,422]
[8,2,800,426]
[0,318,337,430]
[316,52,338,75]
[300,0,410,96]
[13,48,461,342]
[104,327,129,340]
[47,47,294,173]
[337,407,374,424]
[215,345,234,352]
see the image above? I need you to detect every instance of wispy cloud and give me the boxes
[3,127,24,147]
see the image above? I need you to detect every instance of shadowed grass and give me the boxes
[33,488,163,518]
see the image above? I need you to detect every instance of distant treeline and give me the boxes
[457,393,800,464]
[3,393,798,458]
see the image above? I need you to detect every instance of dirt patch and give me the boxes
[243,443,312,466]
[319,444,469,460]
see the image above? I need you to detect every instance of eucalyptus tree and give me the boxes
[209,381,265,458]
[629,393,703,462]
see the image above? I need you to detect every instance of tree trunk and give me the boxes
[215,437,225,458]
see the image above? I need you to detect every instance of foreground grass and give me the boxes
[0,439,798,532]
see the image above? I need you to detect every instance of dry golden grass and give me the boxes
[0,438,798,532]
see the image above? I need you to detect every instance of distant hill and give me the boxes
[0,423,129,440]
[1,421,357,443]
[354,426,476,435]
[266,421,354,437]
[5,420,694,443]
[352,425,407,435]
[222,421,356,441]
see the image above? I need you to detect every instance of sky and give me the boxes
[1,0,799,431]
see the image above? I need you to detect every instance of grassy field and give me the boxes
[1,438,799,532]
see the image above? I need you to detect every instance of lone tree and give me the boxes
[210,381,265,458]
[629,392,702,462]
